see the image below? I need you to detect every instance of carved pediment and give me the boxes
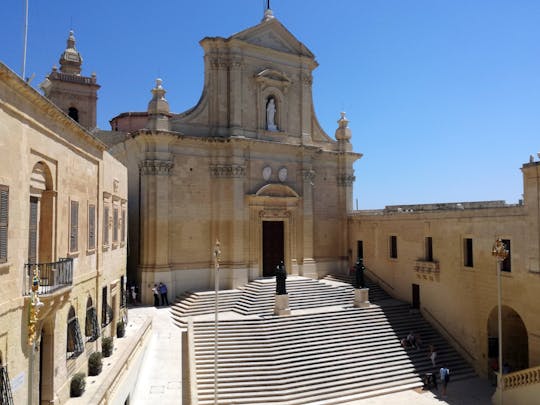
[255,69,291,90]
[255,183,299,198]
[231,19,314,58]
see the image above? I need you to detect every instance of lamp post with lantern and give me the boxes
[492,238,508,404]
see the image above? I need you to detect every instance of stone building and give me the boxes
[348,159,540,387]
[0,49,127,403]
[100,9,361,304]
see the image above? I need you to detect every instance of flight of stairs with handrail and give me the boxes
[172,275,476,404]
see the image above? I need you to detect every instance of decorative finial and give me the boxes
[59,30,82,74]
[262,0,275,21]
[335,112,352,141]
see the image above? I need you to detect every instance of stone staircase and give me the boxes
[174,276,476,404]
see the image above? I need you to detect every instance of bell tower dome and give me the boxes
[40,31,100,130]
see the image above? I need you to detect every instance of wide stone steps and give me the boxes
[176,276,476,404]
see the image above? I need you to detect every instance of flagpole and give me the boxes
[22,0,29,79]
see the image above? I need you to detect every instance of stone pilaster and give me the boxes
[138,158,173,304]
[301,167,317,278]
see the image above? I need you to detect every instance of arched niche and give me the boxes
[28,161,55,264]
[487,305,529,373]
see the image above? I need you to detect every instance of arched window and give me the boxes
[85,297,100,342]
[68,107,79,123]
[67,306,84,358]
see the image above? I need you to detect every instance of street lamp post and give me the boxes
[213,240,221,405]
[492,238,508,405]
[27,265,44,405]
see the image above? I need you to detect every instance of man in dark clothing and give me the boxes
[159,282,169,306]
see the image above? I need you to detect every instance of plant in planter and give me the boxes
[116,321,125,338]
[102,336,114,357]
[88,352,103,376]
[70,372,86,397]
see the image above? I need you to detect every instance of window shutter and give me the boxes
[28,197,38,263]
[88,204,96,250]
[70,201,78,252]
[121,208,126,242]
[113,207,118,242]
[103,206,109,246]
[0,186,8,263]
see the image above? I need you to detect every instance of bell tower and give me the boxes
[40,31,100,130]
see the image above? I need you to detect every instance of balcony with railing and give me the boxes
[24,258,73,295]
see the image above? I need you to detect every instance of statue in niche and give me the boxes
[275,261,287,295]
[266,97,277,131]
[354,258,365,289]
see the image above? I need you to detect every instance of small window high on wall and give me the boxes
[389,235,398,259]
[68,107,79,122]
[464,238,474,267]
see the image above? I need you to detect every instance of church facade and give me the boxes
[101,10,361,304]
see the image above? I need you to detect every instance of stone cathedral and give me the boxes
[100,9,361,303]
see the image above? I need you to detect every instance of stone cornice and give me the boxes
[139,159,174,176]
[210,164,246,178]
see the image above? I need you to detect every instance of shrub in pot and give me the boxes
[102,336,114,357]
[88,352,103,376]
[70,372,86,397]
[116,321,125,338]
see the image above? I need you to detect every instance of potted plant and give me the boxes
[70,372,86,397]
[88,352,103,376]
[116,320,125,338]
[102,336,114,357]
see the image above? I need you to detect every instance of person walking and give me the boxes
[159,282,169,306]
[429,344,438,367]
[152,284,160,307]
[439,365,450,397]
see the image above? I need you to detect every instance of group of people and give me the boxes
[152,282,169,307]
[401,331,451,397]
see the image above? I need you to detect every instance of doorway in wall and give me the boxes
[262,221,284,277]
[412,284,420,309]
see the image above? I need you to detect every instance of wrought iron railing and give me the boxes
[0,365,14,405]
[24,258,73,295]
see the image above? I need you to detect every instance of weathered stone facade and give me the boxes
[102,13,361,304]
[348,161,540,378]
[0,60,127,403]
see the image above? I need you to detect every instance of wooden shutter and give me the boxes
[113,207,118,243]
[121,208,126,242]
[88,204,96,250]
[103,206,109,246]
[70,201,79,252]
[0,186,8,263]
[28,196,38,264]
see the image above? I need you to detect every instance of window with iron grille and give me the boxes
[85,298,100,341]
[67,306,84,358]
[88,204,96,250]
[0,364,14,405]
[70,200,79,252]
[0,185,8,263]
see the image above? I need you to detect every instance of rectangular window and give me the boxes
[101,286,108,327]
[464,238,474,267]
[88,204,96,250]
[502,239,511,272]
[121,207,126,243]
[425,237,433,262]
[0,185,8,263]
[70,200,79,252]
[103,206,109,247]
[357,240,363,260]
[113,206,119,243]
[389,235,398,259]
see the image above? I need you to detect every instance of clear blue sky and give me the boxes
[2,0,539,209]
